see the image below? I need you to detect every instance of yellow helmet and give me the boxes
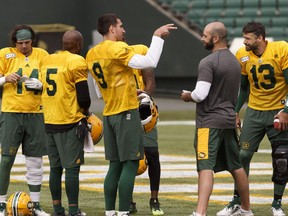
[6,191,34,216]
[138,93,159,133]
[137,154,148,176]
[87,114,104,145]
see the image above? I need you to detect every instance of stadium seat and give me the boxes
[218,17,235,28]
[260,0,277,8]
[190,0,209,9]
[186,8,207,27]
[271,17,288,27]
[222,8,241,17]
[278,7,288,16]
[260,7,277,17]
[226,0,242,9]
[205,8,223,19]
[254,17,271,27]
[171,0,191,17]
[278,0,288,7]
[267,27,287,37]
[241,8,260,17]
[157,0,174,9]
[209,0,226,9]
[234,17,253,28]
[242,0,260,8]
[229,27,243,38]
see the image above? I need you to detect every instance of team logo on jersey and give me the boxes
[5,53,16,59]
[240,56,249,63]
[241,141,250,150]
[198,152,206,159]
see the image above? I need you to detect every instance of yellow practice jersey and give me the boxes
[236,41,288,110]
[40,50,88,124]
[0,47,48,113]
[86,40,139,116]
[131,44,148,91]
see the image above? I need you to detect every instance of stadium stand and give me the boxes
[155,0,288,43]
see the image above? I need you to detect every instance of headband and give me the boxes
[16,29,32,41]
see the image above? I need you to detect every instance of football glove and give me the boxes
[76,118,89,140]
[25,78,43,90]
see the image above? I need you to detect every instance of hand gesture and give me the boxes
[153,24,177,38]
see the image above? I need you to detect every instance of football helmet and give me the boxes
[138,92,159,133]
[87,114,104,145]
[137,154,148,176]
[6,191,34,216]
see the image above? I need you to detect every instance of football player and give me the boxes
[217,22,288,216]
[129,44,163,216]
[0,24,50,216]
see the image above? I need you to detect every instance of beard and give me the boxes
[245,43,257,51]
[204,38,214,50]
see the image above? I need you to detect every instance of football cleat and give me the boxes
[217,196,241,216]
[271,199,286,216]
[34,202,51,216]
[129,201,137,214]
[150,198,164,216]
[230,208,254,216]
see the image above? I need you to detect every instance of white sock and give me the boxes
[0,195,7,203]
[118,211,129,216]
[29,192,40,202]
[105,210,116,216]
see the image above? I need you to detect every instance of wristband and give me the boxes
[0,76,6,86]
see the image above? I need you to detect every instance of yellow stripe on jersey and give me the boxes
[40,50,88,124]
[131,44,148,91]
[86,40,139,116]
[197,128,209,160]
[0,47,48,113]
[236,41,288,110]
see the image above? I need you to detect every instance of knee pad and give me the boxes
[272,142,288,185]
[25,157,44,185]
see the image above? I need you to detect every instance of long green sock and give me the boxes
[118,160,138,211]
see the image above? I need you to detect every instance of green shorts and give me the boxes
[46,124,84,168]
[143,126,158,147]
[194,128,242,172]
[0,112,47,157]
[240,107,288,152]
[103,109,144,162]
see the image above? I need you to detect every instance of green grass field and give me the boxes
[6,109,281,216]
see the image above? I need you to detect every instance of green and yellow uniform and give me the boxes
[86,40,143,162]
[236,41,288,111]
[0,47,48,156]
[40,50,88,168]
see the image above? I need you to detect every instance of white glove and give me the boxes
[25,78,42,90]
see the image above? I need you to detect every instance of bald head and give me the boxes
[62,29,83,54]
[204,22,227,40]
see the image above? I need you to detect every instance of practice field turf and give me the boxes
[5,106,285,216]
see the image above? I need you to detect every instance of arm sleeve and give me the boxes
[76,80,91,115]
[191,81,211,103]
[128,36,164,69]
[283,68,288,113]
[235,74,249,113]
